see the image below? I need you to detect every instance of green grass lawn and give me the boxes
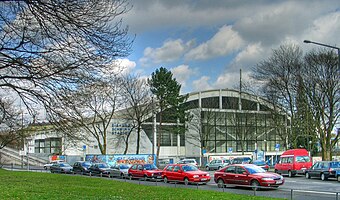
[0,169,282,200]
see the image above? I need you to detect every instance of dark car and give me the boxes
[305,161,340,181]
[88,163,111,176]
[128,163,162,180]
[232,157,252,164]
[50,162,73,174]
[73,161,92,174]
[214,164,284,190]
[251,160,269,171]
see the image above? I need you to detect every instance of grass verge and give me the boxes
[0,169,282,200]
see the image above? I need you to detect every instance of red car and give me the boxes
[128,163,162,180]
[162,164,210,185]
[214,164,284,190]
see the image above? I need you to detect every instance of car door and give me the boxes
[215,160,222,169]
[234,166,249,185]
[111,165,120,177]
[164,165,174,180]
[309,162,319,178]
[223,166,236,184]
[209,160,216,170]
[173,165,182,181]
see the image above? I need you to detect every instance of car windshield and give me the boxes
[144,164,157,170]
[296,156,310,163]
[119,165,130,169]
[82,162,91,167]
[244,165,266,174]
[60,163,71,167]
[98,163,109,168]
[182,165,198,172]
[253,160,266,165]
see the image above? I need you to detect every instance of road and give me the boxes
[2,165,340,200]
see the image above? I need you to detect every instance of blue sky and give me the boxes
[118,1,340,94]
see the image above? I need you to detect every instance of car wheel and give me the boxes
[321,173,327,181]
[217,179,224,188]
[206,166,210,171]
[184,177,189,185]
[305,172,311,179]
[144,175,148,181]
[218,166,222,170]
[120,173,124,179]
[251,180,260,191]
[274,169,278,174]
[44,166,47,170]
[337,175,340,182]
[288,170,293,178]
[128,174,132,180]
[164,176,168,183]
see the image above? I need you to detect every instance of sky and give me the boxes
[116,0,340,94]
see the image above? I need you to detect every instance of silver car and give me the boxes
[110,164,131,178]
[205,159,230,171]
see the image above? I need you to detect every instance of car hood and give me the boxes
[61,167,73,170]
[99,168,111,171]
[120,169,129,173]
[145,169,162,173]
[253,172,281,178]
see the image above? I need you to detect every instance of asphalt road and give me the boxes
[3,166,340,200]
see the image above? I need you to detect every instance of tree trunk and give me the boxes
[136,125,141,154]
[156,112,162,166]
[124,136,129,154]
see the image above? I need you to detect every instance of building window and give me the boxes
[34,138,62,154]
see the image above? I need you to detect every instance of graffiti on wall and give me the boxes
[85,154,156,166]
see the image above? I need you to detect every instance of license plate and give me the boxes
[201,178,207,181]
[276,180,282,184]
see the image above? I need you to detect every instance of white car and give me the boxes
[43,160,65,170]
[177,159,199,167]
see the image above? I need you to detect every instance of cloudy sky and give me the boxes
[119,0,340,94]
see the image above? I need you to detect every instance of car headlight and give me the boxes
[262,178,274,181]
[280,176,283,180]
[151,173,154,176]
[206,174,210,176]
[193,175,199,178]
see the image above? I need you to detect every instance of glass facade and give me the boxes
[34,137,62,154]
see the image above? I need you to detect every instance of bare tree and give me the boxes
[302,49,340,160]
[0,0,132,117]
[49,76,125,155]
[120,75,153,154]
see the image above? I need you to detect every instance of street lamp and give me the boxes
[303,40,340,69]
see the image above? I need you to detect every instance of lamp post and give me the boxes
[303,40,340,69]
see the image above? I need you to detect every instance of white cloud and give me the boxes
[102,58,136,76]
[140,39,194,66]
[214,70,252,90]
[192,76,213,92]
[170,64,196,88]
[185,25,244,60]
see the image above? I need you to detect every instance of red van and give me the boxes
[274,149,312,177]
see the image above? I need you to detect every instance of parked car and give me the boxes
[305,161,340,181]
[72,161,92,174]
[162,164,210,185]
[214,164,284,190]
[337,170,340,182]
[231,157,252,164]
[274,149,312,177]
[158,159,170,170]
[110,164,131,178]
[128,163,162,180]
[251,160,269,171]
[44,160,65,170]
[177,159,199,167]
[88,163,111,176]
[206,159,231,171]
[50,162,73,173]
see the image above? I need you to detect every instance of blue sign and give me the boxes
[83,145,86,150]
[275,144,280,149]
[228,147,233,153]
[202,149,207,154]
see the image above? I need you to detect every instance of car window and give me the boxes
[216,160,222,164]
[330,162,340,168]
[82,162,91,167]
[225,166,235,173]
[144,164,157,170]
[166,165,174,171]
[173,166,180,172]
[236,167,246,174]
[131,165,137,170]
[119,165,130,169]
[137,165,143,170]
[182,165,198,172]
[287,157,293,163]
[98,163,108,168]
[311,162,319,169]
[296,156,310,163]
[244,165,266,174]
